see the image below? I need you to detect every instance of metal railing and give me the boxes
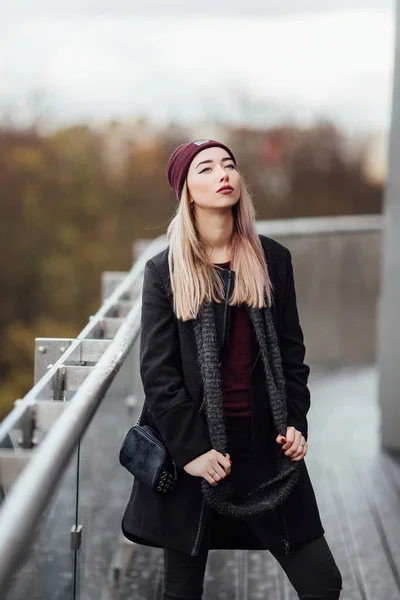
[0,235,167,596]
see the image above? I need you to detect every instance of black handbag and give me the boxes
[119,406,178,494]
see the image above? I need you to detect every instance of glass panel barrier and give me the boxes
[74,342,141,600]
[4,447,79,600]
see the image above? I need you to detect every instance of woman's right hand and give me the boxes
[183,449,232,486]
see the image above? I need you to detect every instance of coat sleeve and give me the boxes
[139,258,213,471]
[280,248,311,441]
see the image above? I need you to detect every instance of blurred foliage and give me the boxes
[0,118,383,420]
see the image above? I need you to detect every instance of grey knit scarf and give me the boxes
[192,298,303,519]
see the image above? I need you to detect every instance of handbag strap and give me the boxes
[135,406,144,426]
[134,405,178,479]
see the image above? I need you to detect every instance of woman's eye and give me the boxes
[199,164,235,173]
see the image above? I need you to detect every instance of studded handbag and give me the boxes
[119,406,178,494]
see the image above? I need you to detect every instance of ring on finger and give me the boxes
[292,442,306,458]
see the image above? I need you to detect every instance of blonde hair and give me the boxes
[166,172,273,321]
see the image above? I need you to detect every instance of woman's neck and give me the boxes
[195,209,234,264]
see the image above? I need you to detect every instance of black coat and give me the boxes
[121,234,325,556]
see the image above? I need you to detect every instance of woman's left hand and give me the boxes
[276,426,307,462]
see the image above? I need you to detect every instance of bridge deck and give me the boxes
[119,367,400,600]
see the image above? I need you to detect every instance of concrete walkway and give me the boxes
[119,366,400,600]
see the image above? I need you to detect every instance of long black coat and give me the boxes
[121,234,325,556]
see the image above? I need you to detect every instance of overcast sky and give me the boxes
[2,0,394,18]
[0,0,395,132]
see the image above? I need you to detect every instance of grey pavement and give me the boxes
[4,366,400,599]
[120,366,400,600]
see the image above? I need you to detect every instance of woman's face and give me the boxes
[186,146,241,209]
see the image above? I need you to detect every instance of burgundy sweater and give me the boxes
[213,261,259,432]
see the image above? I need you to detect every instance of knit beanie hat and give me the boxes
[166,139,237,202]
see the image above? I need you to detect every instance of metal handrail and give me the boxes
[0,235,167,593]
[0,236,167,447]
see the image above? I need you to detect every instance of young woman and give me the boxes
[121,139,343,599]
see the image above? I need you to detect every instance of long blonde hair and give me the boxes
[167,172,273,321]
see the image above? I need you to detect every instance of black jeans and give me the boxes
[162,532,342,599]
[163,428,342,599]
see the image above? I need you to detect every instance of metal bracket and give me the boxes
[35,338,74,384]
[16,402,37,448]
[53,365,66,401]
[70,524,83,550]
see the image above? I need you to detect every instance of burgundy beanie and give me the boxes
[166,138,236,202]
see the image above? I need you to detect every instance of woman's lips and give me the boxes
[217,188,234,194]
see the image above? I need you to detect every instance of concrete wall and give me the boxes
[257,215,382,369]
